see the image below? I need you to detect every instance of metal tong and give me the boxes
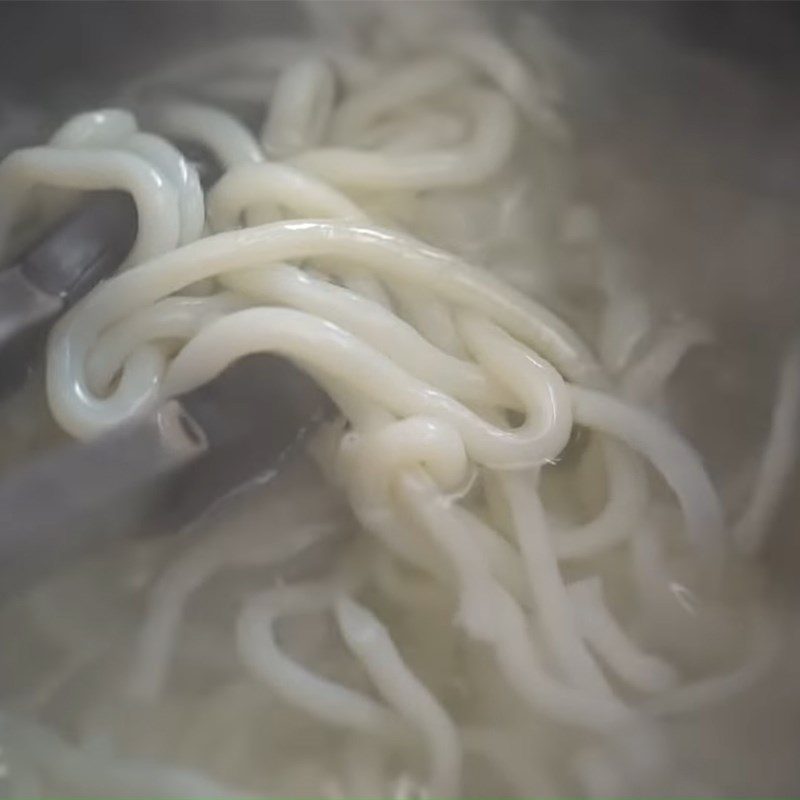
[0,192,137,393]
[0,353,331,600]
[0,192,331,599]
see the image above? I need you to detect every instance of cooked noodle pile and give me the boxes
[0,4,797,797]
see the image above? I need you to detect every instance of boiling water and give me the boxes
[0,3,799,797]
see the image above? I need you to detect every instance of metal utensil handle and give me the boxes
[0,401,205,600]
[0,191,137,395]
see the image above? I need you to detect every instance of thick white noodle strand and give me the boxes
[329,56,468,145]
[291,89,517,190]
[552,439,650,561]
[398,473,632,731]
[335,597,462,797]
[150,102,265,168]
[621,320,712,403]
[0,148,181,264]
[162,308,574,470]
[733,339,800,554]
[644,602,780,716]
[571,386,726,562]
[568,578,679,694]
[128,521,336,702]
[261,58,336,158]
[236,583,405,740]
[498,470,614,697]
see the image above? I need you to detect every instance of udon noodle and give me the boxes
[0,3,797,797]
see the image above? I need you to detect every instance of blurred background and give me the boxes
[1,2,799,109]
